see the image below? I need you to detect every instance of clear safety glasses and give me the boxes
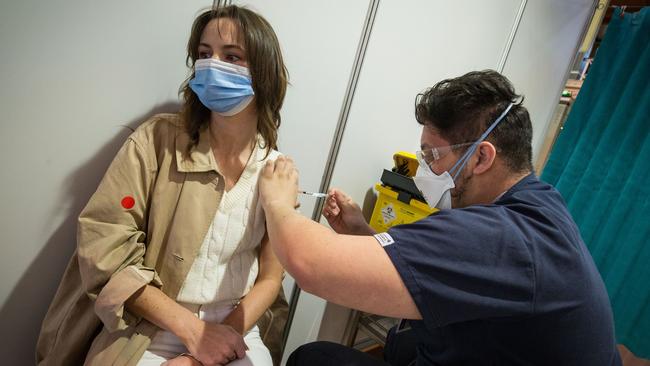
[415,142,473,173]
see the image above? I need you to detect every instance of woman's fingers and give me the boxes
[234,342,247,359]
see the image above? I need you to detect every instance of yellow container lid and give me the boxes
[392,151,419,177]
[375,183,433,212]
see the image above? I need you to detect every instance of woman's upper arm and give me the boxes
[76,134,161,331]
[256,231,284,282]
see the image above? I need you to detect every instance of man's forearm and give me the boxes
[264,203,336,289]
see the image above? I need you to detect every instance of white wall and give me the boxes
[329,0,522,211]
[0,0,594,364]
[0,0,207,362]
[502,0,595,161]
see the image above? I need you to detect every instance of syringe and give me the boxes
[299,190,327,198]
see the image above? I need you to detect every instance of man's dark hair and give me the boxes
[415,70,533,173]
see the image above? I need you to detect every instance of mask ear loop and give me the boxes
[449,102,515,181]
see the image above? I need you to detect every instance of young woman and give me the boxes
[36,6,289,366]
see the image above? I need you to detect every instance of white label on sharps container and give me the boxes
[381,203,396,224]
[374,232,395,247]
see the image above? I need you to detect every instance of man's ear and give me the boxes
[472,141,497,175]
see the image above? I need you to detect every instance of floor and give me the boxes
[619,345,650,366]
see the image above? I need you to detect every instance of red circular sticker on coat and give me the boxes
[121,196,135,209]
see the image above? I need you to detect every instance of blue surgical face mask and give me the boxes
[189,58,255,116]
[414,102,514,209]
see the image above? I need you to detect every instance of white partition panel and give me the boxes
[234,0,370,234]
[329,0,521,222]
[0,0,226,363]
[502,0,595,161]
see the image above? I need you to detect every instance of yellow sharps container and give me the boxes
[369,152,438,232]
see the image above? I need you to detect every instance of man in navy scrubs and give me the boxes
[258,70,621,365]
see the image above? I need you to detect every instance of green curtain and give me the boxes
[542,7,650,358]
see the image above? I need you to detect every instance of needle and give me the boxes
[299,190,327,198]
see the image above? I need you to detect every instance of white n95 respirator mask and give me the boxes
[413,167,455,210]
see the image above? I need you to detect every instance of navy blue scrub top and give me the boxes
[381,174,621,366]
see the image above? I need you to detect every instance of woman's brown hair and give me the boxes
[180,5,288,156]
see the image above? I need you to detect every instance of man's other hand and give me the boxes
[322,189,375,235]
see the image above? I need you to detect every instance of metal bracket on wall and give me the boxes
[280,0,382,356]
[213,0,233,8]
[497,0,527,73]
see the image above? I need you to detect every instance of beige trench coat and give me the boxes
[36,114,288,365]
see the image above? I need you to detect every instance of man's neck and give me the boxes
[484,170,531,203]
[464,165,530,206]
